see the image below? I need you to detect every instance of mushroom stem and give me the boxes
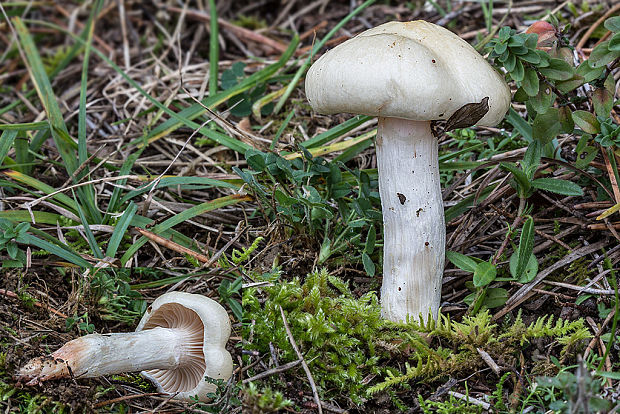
[17,327,197,385]
[376,117,445,323]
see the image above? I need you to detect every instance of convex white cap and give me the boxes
[306,20,511,126]
[136,292,233,401]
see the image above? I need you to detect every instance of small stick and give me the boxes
[576,3,620,50]
[583,308,617,359]
[279,305,323,414]
[0,289,68,318]
[242,359,302,383]
[92,393,163,408]
[135,228,212,264]
[447,391,491,410]
[477,348,501,375]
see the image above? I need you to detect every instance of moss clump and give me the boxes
[243,269,592,410]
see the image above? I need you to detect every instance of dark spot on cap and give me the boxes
[397,193,406,205]
[398,287,402,291]
[425,241,429,246]
[432,59,436,63]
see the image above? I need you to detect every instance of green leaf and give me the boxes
[365,225,376,254]
[483,288,509,308]
[509,251,538,283]
[446,251,477,273]
[588,41,618,68]
[572,111,600,134]
[515,217,535,280]
[511,59,525,82]
[558,106,574,134]
[592,88,614,118]
[522,140,542,176]
[0,130,17,168]
[605,16,620,32]
[500,162,531,197]
[532,108,560,144]
[576,60,604,83]
[522,68,540,96]
[529,85,555,114]
[538,58,574,80]
[531,178,584,196]
[597,370,620,380]
[506,108,533,142]
[7,241,18,259]
[473,261,497,287]
[555,74,585,93]
[609,32,620,51]
[362,252,375,277]
[519,50,541,64]
[576,145,598,169]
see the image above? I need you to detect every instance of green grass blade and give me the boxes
[208,0,219,97]
[120,194,251,265]
[105,201,137,258]
[302,115,373,149]
[78,1,102,166]
[4,169,78,212]
[17,233,92,268]
[72,190,103,259]
[516,216,535,279]
[0,130,17,168]
[119,176,239,205]
[143,34,300,149]
[13,17,78,175]
[106,146,143,217]
[0,210,73,225]
[0,121,49,131]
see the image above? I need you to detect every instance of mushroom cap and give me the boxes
[305,20,511,126]
[136,292,232,401]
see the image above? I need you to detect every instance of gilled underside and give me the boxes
[141,303,206,393]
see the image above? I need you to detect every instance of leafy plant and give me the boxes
[522,360,612,413]
[242,382,293,413]
[0,220,30,267]
[235,149,382,275]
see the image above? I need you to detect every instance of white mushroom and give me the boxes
[305,21,511,323]
[16,292,233,402]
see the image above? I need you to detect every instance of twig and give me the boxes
[135,228,212,264]
[92,392,163,408]
[242,358,302,383]
[583,307,617,359]
[447,391,491,410]
[0,288,68,318]
[477,348,501,375]
[279,305,323,414]
[576,3,620,50]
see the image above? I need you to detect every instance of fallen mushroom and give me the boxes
[305,21,511,322]
[16,292,233,402]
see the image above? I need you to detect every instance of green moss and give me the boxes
[244,269,594,410]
